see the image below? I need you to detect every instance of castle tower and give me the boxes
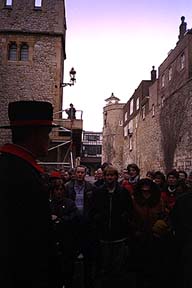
[102,93,125,172]
[0,0,66,144]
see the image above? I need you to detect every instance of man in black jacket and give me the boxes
[89,166,134,288]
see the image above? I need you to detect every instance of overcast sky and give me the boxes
[63,0,192,132]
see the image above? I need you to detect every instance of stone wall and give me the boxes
[123,97,163,177]
[173,79,192,174]
[0,0,65,145]
[102,29,192,176]
[106,77,192,177]
[102,102,125,173]
[0,0,65,35]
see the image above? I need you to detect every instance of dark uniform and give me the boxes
[171,191,192,287]
[0,144,57,287]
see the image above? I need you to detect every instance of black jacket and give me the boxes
[0,144,56,287]
[89,182,134,241]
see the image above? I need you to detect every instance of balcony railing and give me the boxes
[50,110,83,140]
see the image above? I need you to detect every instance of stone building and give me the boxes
[102,93,125,173]
[102,16,192,176]
[0,0,83,169]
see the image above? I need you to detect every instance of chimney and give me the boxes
[151,66,156,82]
[178,16,187,41]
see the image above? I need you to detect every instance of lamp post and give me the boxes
[60,67,76,87]
[59,67,76,167]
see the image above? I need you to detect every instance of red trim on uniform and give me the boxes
[10,119,53,126]
[0,143,44,173]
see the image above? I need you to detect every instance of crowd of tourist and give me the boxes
[47,163,192,288]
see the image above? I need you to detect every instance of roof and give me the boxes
[105,92,120,102]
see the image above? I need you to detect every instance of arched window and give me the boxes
[20,43,29,61]
[8,42,17,61]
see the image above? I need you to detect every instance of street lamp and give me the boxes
[60,67,76,87]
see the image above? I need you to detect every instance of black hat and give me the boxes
[0,100,59,129]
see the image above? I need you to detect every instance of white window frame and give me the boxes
[152,104,155,117]
[129,137,133,151]
[124,125,128,137]
[161,74,165,87]
[136,97,140,110]
[5,0,12,6]
[35,0,42,8]
[142,105,145,120]
[130,99,134,115]
[161,96,165,107]
[135,115,138,129]
[180,53,185,70]
[124,112,128,122]
[168,67,172,81]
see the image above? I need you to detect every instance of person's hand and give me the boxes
[51,215,58,221]
[152,219,169,237]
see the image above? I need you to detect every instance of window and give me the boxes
[124,112,128,122]
[129,137,133,151]
[124,125,128,137]
[142,105,145,120]
[8,43,17,61]
[135,115,138,129]
[35,0,42,8]
[84,134,100,141]
[104,111,107,126]
[5,0,12,6]
[87,146,97,156]
[161,74,165,87]
[83,145,101,156]
[180,53,185,70]
[8,42,30,62]
[168,67,172,81]
[20,43,29,61]
[152,104,155,117]
[161,96,165,107]
[136,97,140,110]
[130,99,134,115]
[128,119,133,135]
